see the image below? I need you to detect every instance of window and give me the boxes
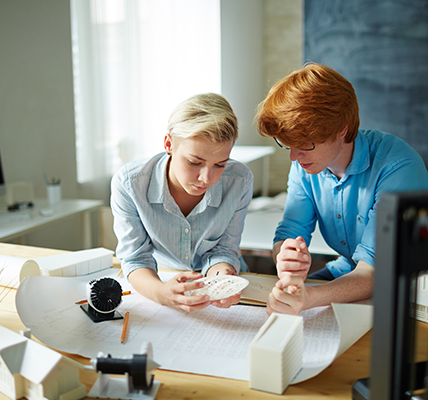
[71,0,221,183]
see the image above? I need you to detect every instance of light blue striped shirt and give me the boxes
[274,130,428,278]
[111,153,253,277]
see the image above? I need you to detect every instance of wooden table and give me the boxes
[0,243,372,400]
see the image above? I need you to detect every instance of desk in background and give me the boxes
[231,145,275,197]
[0,199,103,249]
[0,243,372,400]
[241,194,338,259]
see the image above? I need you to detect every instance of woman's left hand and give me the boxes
[206,263,241,308]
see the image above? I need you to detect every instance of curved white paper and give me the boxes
[185,275,249,300]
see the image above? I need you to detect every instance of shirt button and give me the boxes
[336,214,342,219]
[358,217,362,222]
[336,186,341,191]
[184,228,189,233]
[341,240,346,245]
[184,255,189,260]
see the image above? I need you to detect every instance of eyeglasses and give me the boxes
[273,137,315,152]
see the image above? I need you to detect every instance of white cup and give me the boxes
[47,184,62,205]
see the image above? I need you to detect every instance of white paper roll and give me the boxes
[0,255,41,288]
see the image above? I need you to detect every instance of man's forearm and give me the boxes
[304,260,374,309]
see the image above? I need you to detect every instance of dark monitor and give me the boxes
[0,147,5,197]
[353,189,428,400]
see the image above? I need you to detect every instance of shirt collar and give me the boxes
[319,130,370,179]
[344,130,370,176]
[147,154,169,204]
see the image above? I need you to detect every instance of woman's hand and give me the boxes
[129,269,211,313]
[206,263,241,309]
[158,271,213,312]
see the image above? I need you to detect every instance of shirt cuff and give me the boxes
[326,256,355,278]
[122,262,157,280]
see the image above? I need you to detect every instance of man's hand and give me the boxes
[275,236,311,280]
[267,272,308,315]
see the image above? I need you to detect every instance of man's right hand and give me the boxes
[274,236,311,281]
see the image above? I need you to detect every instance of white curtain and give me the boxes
[71,0,221,183]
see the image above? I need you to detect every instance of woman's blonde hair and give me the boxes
[168,93,238,143]
[256,63,359,147]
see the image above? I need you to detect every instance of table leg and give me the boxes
[262,155,270,197]
[82,211,92,249]
[18,235,27,245]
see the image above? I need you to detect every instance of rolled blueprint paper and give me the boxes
[0,255,41,288]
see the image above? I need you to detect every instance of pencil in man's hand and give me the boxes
[121,312,130,344]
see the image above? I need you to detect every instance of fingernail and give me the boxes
[303,254,309,260]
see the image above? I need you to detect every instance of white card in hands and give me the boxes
[185,275,249,300]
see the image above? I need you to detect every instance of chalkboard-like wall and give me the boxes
[304,0,428,166]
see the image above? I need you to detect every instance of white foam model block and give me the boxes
[36,248,114,277]
[249,313,303,395]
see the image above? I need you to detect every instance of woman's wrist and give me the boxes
[207,263,237,276]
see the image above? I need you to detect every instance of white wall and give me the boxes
[0,0,86,250]
[0,0,303,250]
[221,0,265,193]
[263,0,303,194]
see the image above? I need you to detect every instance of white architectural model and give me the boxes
[249,313,303,394]
[36,247,114,277]
[0,326,86,400]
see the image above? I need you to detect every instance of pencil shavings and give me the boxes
[185,275,249,300]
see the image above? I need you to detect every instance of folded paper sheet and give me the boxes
[292,302,373,383]
[16,270,373,383]
[240,274,277,305]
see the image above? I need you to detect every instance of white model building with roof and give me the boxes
[0,326,86,400]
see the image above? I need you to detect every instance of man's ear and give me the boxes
[338,125,348,139]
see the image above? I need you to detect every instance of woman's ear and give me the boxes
[164,134,173,155]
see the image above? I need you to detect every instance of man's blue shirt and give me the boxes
[274,130,428,278]
[111,153,253,277]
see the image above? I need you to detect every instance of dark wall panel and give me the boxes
[304,0,428,166]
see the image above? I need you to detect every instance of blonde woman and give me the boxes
[111,93,253,312]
